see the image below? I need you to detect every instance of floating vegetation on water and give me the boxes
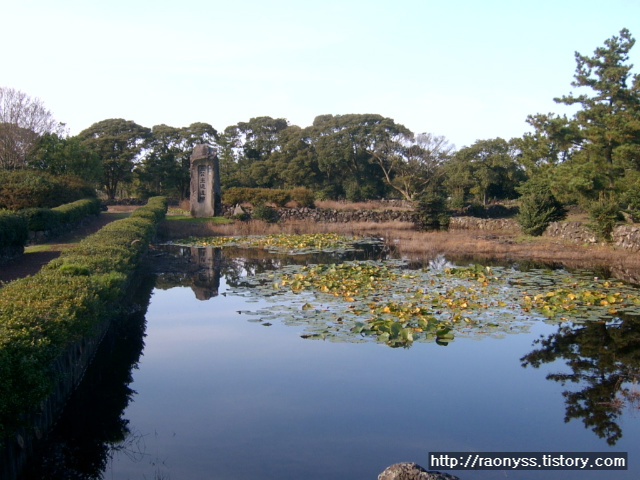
[171,234,640,347]
[173,233,381,254]
[230,259,640,348]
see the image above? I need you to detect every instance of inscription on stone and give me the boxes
[198,165,206,202]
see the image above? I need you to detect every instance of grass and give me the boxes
[156,214,640,283]
[24,244,54,253]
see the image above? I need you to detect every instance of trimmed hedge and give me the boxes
[20,198,101,232]
[0,196,167,442]
[0,212,28,250]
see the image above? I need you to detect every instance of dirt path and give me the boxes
[0,211,126,285]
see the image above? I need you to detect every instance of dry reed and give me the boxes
[157,216,640,282]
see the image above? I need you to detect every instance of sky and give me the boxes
[3,0,640,149]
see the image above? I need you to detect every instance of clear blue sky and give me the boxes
[3,0,639,148]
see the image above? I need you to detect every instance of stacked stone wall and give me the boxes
[223,205,418,224]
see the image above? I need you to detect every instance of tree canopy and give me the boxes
[0,87,64,169]
[521,29,640,206]
[77,119,150,199]
[3,28,638,219]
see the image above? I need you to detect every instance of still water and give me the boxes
[24,244,640,480]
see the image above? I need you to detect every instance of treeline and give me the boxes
[2,29,640,237]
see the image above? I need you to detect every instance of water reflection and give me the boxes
[20,276,154,480]
[151,243,390,300]
[21,246,640,479]
[521,313,640,445]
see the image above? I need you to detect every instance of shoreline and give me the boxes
[157,217,640,284]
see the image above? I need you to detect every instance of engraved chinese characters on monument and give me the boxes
[190,144,221,217]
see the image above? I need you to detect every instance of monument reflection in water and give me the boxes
[22,245,640,480]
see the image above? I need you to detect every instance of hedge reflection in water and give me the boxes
[22,242,640,479]
[22,275,154,480]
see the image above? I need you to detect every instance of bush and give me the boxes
[588,196,622,242]
[289,187,315,208]
[415,190,450,231]
[252,204,278,223]
[20,207,61,231]
[516,192,567,236]
[621,185,640,223]
[0,211,28,249]
[221,187,293,207]
[53,198,101,224]
[0,170,95,210]
[19,198,101,232]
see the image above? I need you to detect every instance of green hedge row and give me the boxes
[0,196,167,442]
[21,198,102,232]
[222,186,315,208]
[0,212,28,250]
[0,198,101,250]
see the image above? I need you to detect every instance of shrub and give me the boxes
[221,187,247,205]
[415,190,450,231]
[315,184,343,201]
[252,204,278,223]
[18,198,101,232]
[222,187,292,207]
[53,198,101,224]
[516,192,567,236]
[268,189,291,207]
[289,187,315,208]
[621,185,640,222]
[588,196,622,242]
[344,181,367,202]
[0,211,28,249]
[20,207,62,231]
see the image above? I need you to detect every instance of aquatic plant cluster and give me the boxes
[176,234,640,347]
[175,233,378,254]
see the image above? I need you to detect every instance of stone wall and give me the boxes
[543,221,598,244]
[449,217,520,232]
[612,225,640,252]
[223,205,418,224]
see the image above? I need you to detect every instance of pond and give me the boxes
[23,235,640,480]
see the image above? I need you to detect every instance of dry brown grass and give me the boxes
[157,216,640,282]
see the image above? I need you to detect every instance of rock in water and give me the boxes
[378,462,461,480]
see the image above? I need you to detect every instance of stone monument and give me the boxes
[190,144,221,217]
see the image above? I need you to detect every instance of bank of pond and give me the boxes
[3,227,640,479]
[0,197,168,480]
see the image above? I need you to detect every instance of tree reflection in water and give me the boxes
[151,243,390,301]
[521,314,640,445]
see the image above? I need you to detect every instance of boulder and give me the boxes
[378,462,461,480]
